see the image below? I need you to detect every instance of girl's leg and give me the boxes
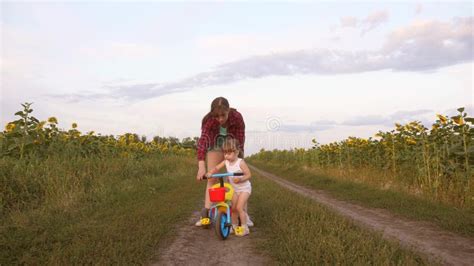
[234,194,250,225]
[204,150,224,209]
[235,192,250,226]
[231,192,239,226]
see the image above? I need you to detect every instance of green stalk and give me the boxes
[326,152,330,169]
[391,138,396,174]
[338,149,343,175]
[462,125,470,204]
[422,133,431,189]
[20,106,29,160]
[434,142,440,199]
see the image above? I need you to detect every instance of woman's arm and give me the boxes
[234,160,251,183]
[196,160,206,180]
[197,129,211,162]
[229,109,246,157]
[196,120,213,180]
[235,117,245,157]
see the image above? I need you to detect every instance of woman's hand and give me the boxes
[196,166,206,181]
[233,177,241,183]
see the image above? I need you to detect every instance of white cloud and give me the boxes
[197,34,256,53]
[361,10,389,35]
[79,42,160,59]
[342,109,433,126]
[194,30,327,64]
[194,33,265,64]
[54,16,472,102]
[1,24,43,80]
[415,3,423,15]
[260,109,433,133]
[383,17,473,70]
[340,16,359,28]
[340,10,389,35]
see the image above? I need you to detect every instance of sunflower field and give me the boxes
[251,107,473,208]
[1,103,196,159]
[0,103,197,216]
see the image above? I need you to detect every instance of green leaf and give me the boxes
[448,143,463,153]
[8,143,18,151]
[457,107,465,113]
[465,118,474,123]
[454,151,467,156]
[466,146,474,155]
[22,135,34,145]
[14,111,24,116]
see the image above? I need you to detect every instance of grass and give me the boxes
[249,159,474,237]
[0,154,204,264]
[0,152,456,264]
[249,169,432,265]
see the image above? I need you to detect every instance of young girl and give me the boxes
[205,138,252,236]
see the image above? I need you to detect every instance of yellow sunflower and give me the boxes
[48,117,58,124]
[452,116,464,125]
[436,114,447,124]
[5,123,16,132]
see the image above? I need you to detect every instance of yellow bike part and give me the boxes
[211,182,234,201]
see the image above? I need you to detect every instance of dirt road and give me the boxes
[249,164,474,266]
[153,210,272,266]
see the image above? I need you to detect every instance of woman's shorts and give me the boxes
[207,135,243,158]
[208,134,226,152]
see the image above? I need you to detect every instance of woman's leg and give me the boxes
[204,150,224,209]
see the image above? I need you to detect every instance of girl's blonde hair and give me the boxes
[222,138,240,154]
[201,97,236,128]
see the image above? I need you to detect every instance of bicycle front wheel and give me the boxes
[215,209,230,240]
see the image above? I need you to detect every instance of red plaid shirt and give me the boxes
[197,109,245,161]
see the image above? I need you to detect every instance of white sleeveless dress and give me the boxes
[225,158,252,194]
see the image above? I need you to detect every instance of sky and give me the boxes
[1,1,473,156]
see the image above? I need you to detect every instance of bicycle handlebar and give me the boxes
[202,172,244,180]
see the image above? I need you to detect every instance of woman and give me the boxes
[195,97,253,227]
